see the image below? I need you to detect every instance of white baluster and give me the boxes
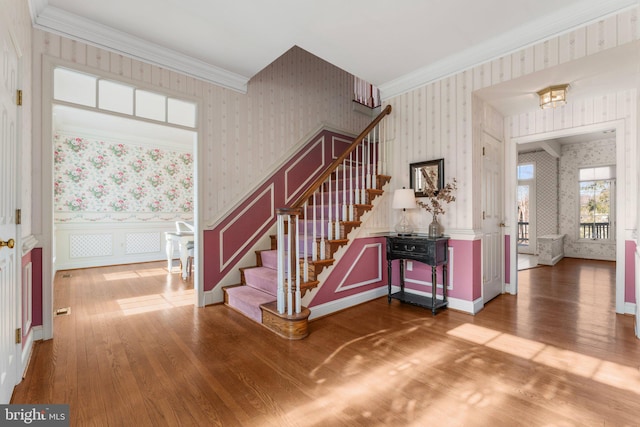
[327,176,333,241]
[295,213,301,314]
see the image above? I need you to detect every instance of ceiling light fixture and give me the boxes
[537,84,569,109]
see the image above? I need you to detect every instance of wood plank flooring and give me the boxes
[11,258,640,426]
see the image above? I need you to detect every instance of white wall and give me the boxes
[369,8,638,237]
[31,40,371,230]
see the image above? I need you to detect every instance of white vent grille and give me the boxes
[126,232,161,254]
[69,234,113,258]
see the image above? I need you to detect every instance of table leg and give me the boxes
[431,265,437,315]
[180,243,189,279]
[165,237,174,272]
[387,260,392,303]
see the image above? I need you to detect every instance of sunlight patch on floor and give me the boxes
[285,320,477,425]
[447,323,640,394]
[117,289,195,315]
[103,271,140,281]
[104,268,172,281]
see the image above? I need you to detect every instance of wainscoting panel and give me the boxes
[56,221,180,270]
[69,234,113,258]
[126,232,162,255]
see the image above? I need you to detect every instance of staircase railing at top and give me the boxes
[275,105,392,315]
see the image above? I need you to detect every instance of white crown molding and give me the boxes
[379,0,639,100]
[31,4,249,93]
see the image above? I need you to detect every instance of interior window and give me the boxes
[517,163,534,180]
[578,166,615,240]
[53,66,197,129]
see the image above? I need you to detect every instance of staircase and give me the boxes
[223,105,392,339]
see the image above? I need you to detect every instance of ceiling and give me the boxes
[30,0,638,100]
[33,0,639,142]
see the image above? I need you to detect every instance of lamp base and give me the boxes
[395,212,413,236]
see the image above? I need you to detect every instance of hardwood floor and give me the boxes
[11,258,640,426]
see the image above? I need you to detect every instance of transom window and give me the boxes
[578,166,615,240]
[517,163,534,180]
[53,67,197,128]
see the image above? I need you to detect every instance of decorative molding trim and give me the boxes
[22,262,33,334]
[219,184,274,270]
[54,212,193,224]
[31,4,249,93]
[284,137,326,204]
[21,235,38,255]
[331,136,354,160]
[404,246,454,291]
[334,243,383,292]
[379,0,638,99]
[367,230,482,241]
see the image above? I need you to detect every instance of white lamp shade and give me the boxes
[392,188,416,209]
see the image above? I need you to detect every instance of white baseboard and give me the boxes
[308,286,482,320]
[624,302,636,316]
[32,325,43,341]
[204,288,222,306]
[308,287,388,320]
[20,331,34,377]
[447,297,484,314]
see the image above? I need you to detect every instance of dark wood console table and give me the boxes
[385,235,449,315]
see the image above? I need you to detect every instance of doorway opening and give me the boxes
[42,62,202,340]
[510,122,625,316]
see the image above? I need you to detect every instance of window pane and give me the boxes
[517,164,534,180]
[579,180,612,239]
[135,90,166,121]
[98,80,134,114]
[594,166,615,180]
[54,68,97,107]
[167,98,196,127]
[579,166,615,181]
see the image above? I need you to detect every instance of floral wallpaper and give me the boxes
[54,133,194,220]
[559,138,616,261]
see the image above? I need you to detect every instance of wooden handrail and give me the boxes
[291,104,392,209]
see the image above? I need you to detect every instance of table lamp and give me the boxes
[392,188,416,235]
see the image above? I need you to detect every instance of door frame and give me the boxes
[39,56,205,340]
[506,121,627,315]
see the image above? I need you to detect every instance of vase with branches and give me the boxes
[416,169,457,237]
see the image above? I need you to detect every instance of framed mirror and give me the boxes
[410,158,444,197]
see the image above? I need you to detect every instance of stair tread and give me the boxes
[225,285,276,323]
[243,266,278,295]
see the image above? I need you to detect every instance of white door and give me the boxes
[482,132,503,304]
[0,29,20,404]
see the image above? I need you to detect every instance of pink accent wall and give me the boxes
[504,235,511,285]
[309,237,387,306]
[21,248,43,345]
[391,239,481,301]
[204,130,353,291]
[308,237,483,308]
[625,240,636,304]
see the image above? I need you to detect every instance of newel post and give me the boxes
[276,207,302,315]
